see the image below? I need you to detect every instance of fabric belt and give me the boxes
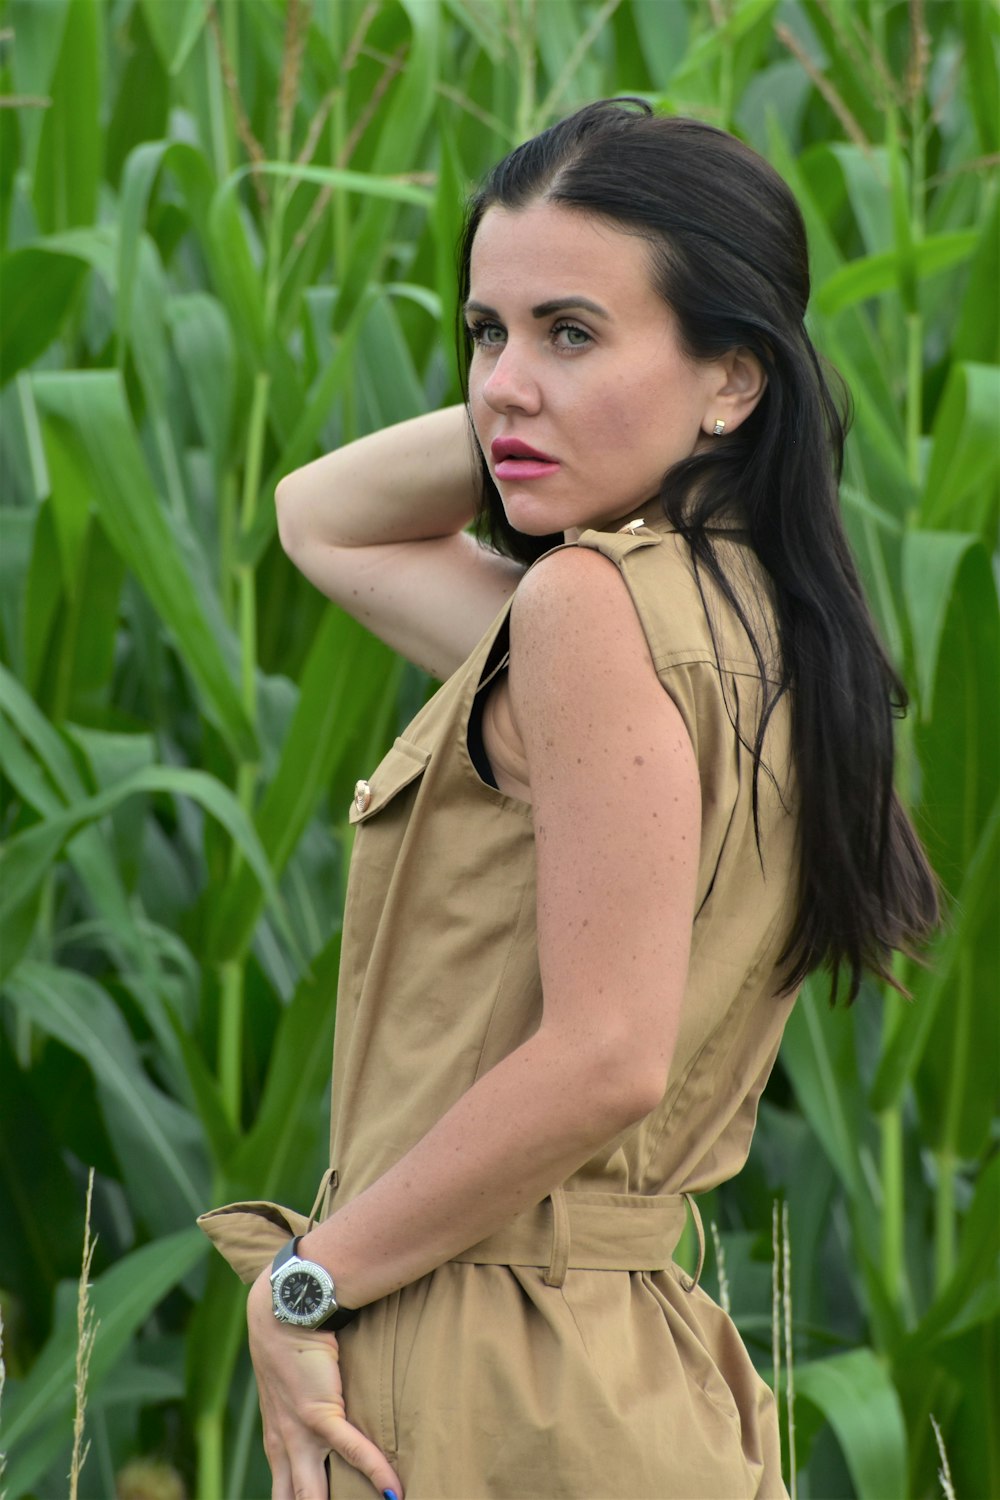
[451,1185,705,1292]
[197,1176,706,1294]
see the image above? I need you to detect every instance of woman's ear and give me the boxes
[700,349,767,438]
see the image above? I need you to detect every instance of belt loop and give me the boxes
[308,1168,338,1229]
[680,1192,705,1292]
[543,1186,570,1287]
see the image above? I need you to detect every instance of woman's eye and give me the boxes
[553,322,591,348]
[468,321,506,347]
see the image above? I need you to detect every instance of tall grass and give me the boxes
[1,2,996,1496]
[68,1169,97,1500]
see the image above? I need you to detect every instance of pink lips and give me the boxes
[490,437,560,481]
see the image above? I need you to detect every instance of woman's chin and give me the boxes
[498,497,561,538]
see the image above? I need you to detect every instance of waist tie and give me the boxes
[451,1186,705,1292]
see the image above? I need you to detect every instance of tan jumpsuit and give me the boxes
[201,509,799,1499]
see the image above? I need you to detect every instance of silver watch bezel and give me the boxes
[271,1256,338,1328]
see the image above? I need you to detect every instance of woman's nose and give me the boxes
[481,342,542,415]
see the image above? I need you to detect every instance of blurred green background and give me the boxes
[0,1,997,1497]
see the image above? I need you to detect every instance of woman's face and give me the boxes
[466,200,724,539]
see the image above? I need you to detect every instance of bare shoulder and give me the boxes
[509,545,656,691]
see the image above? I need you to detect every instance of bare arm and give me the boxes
[275,405,524,678]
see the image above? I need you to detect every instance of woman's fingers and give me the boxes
[324,1413,403,1498]
[279,1447,331,1500]
[276,1415,403,1500]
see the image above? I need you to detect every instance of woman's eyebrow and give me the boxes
[463,296,611,320]
[532,296,610,320]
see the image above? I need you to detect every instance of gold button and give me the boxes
[354,779,372,814]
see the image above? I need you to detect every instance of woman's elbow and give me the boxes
[274,474,304,560]
[557,1034,671,1134]
[606,1058,669,1127]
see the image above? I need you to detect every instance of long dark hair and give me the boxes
[456,99,938,1002]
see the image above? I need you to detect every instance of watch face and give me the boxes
[273,1261,335,1326]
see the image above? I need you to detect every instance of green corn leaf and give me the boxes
[814,231,978,318]
[0,763,283,928]
[139,0,209,75]
[104,3,169,187]
[959,0,1000,155]
[250,289,380,569]
[356,289,428,429]
[0,702,169,1019]
[0,709,60,816]
[443,0,507,62]
[163,1003,239,1169]
[825,144,893,259]
[206,174,269,359]
[921,362,1000,537]
[167,292,236,478]
[631,0,689,84]
[769,116,910,513]
[7,0,72,157]
[953,196,999,366]
[0,247,87,384]
[117,138,216,353]
[0,660,85,798]
[431,110,470,395]
[2,963,209,1234]
[207,157,439,353]
[223,161,436,211]
[903,1153,1000,1352]
[32,0,101,235]
[1,1226,206,1495]
[869,795,999,1112]
[0,674,168,1012]
[902,530,981,715]
[909,540,999,1157]
[32,370,256,759]
[907,536,999,880]
[118,139,172,353]
[57,521,126,719]
[885,112,917,316]
[206,610,393,960]
[334,0,441,329]
[224,932,341,1195]
[129,232,173,423]
[667,0,779,90]
[779,982,878,1258]
[794,1348,909,1500]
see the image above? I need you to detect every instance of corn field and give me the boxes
[0,1,996,1497]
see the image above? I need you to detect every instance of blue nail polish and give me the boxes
[383,1491,399,1500]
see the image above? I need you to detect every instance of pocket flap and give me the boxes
[349,736,430,825]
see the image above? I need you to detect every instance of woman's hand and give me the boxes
[247,1272,403,1500]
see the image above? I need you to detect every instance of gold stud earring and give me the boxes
[712,418,726,436]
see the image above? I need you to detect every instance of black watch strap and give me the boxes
[321,1302,360,1332]
[271,1234,303,1275]
[270,1236,359,1331]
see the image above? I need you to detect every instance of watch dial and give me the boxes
[279,1270,327,1317]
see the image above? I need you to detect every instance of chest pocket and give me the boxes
[349,737,430,825]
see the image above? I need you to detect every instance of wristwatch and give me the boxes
[270,1236,358,1331]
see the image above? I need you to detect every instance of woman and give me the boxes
[199,101,937,1499]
